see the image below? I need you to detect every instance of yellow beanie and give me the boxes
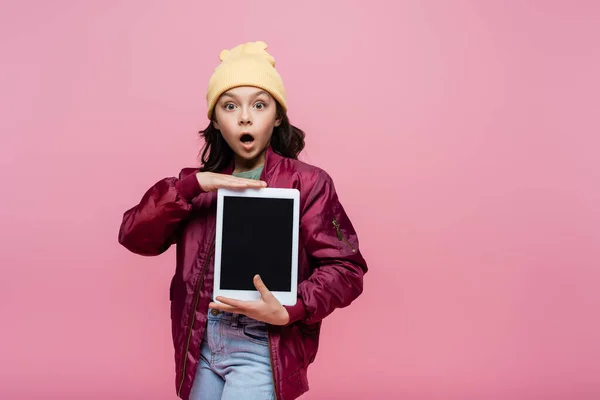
[206,41,287,119]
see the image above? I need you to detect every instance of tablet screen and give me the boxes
[219,196,294,291]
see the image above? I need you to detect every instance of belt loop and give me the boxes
[232,313,240,328]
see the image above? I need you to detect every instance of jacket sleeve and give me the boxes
[284,170,368,325]
[118,168,204,256]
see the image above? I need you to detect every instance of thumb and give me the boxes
[253,275,273,300]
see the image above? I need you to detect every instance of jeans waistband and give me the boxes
[207,309,265,326]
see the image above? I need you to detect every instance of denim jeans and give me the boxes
[189,309,275,400]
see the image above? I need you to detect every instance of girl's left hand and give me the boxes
[208,275,290,326]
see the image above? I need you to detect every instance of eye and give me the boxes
[254,101,267,110]
[224,103,236,111]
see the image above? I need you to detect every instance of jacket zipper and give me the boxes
[332,218,357,253]
[267,330,279,400]
[177,242,215,397]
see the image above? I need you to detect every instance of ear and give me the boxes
[213,118,220,130]
[274,116,282,127]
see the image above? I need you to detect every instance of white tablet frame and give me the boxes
[213,187,300,306]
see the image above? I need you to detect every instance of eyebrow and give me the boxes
[220,90,270,100]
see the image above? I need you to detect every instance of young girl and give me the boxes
[118,41,368,400]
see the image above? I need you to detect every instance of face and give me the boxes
[213,86,282,172]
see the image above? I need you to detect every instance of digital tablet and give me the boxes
[213,187,300,306]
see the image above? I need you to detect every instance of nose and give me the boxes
[239,108,252,126]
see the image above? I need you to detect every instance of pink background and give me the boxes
[1,1,599,399]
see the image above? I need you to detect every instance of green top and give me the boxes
[232,165,264,180]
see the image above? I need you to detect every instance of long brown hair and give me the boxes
[198,102,305,172]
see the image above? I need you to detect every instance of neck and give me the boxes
[233,153,266,174]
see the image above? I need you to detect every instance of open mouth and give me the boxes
[240,133,255,144]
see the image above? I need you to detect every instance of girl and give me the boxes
[118,41,368,400]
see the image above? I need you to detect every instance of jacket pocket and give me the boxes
[332,218,357,253]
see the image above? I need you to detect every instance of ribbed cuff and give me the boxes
[283,299,307,325]
[175,172,204,202]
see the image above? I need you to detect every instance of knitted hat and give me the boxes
[206,41,287,119]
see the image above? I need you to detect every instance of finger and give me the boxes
[219,179,266,189]
[217,181,251,189]
[214,296,252,310]
[234,180,267,188]
[253,275,274,300]
[209,302,244,314]
[220,182,249,188]
[228,176,267,186]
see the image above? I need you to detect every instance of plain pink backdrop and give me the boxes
[1,1,599,399]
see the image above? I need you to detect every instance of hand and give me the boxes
[196,172,267,192]
[209,275,290,326]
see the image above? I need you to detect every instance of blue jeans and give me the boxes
[189,310,276,400]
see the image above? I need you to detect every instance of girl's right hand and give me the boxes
[196,172,267,192]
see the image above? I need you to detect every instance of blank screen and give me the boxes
[220,196,294,291]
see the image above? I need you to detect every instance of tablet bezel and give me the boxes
[213,187,300,306]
